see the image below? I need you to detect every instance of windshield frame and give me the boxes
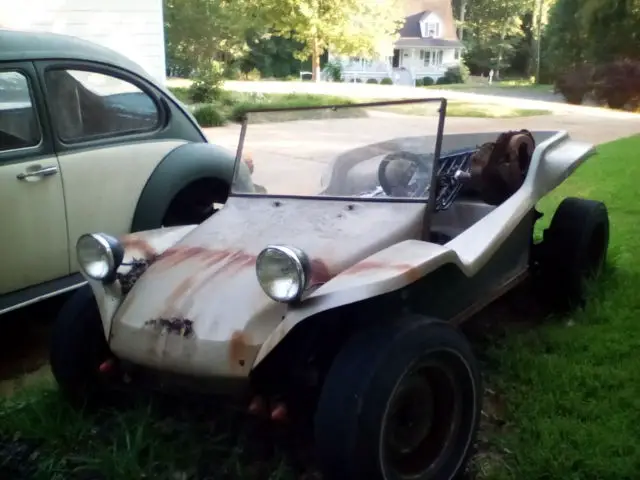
[231,97,448,213]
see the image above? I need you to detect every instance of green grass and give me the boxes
[379,101,551,118]
[2,135,639,479]
[424,80,553,92]
[168,87,550,124]
[475,134,640,480]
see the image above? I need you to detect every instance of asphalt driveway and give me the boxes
[204,110,640,194]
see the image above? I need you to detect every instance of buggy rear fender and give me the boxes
[253,131,597,367]
[87,225,197,339]
[253,240,464,367]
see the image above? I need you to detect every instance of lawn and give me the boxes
[168,87,551,126]
[1,134,639,479]
[425,79,554,93]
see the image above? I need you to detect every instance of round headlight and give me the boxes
[76,233,124,281]
[256,245,309,303]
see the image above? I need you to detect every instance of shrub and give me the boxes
[592,59,640,110]
[239,68,261,81]
[380,77,393,85]
[366,78,378,84]
[324,61,343,82]
[443,64,470,84]
[354,78,363,83]
[436,76,451,85]
[193,103,227,127]
[188,61,225,103]
[422,76,435,86]
[553,65,594,105]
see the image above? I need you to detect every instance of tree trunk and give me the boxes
[312,36,321,82]
[459,0,467,41]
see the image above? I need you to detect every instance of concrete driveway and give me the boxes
[204,109,640,194]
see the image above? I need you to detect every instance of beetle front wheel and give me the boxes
[314,316,482,480]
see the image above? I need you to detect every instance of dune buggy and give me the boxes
[51,98,609,480]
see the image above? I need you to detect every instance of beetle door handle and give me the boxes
[17,165,59,180]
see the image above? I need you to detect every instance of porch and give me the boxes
[330,46,461,86]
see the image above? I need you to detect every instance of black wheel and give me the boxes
[537,197,609,309]
[314,317,482,480]
[50,286,113,408]
[162,178,228,227]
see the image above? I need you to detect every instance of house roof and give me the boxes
[395,38,463,48]
[398,0,461,43]
[0,29,155,83]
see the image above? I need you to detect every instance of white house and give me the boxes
[328,0,464,86]
[0,0,166,84]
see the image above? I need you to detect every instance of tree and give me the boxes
[256,0,405,81]
[463,0,534,75]
[164,0,263,75]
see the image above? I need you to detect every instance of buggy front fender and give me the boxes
[87,225,197,339]
[253,240,464,367]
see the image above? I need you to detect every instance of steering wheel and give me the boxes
[378,151,432,198]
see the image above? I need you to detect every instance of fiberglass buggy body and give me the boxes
[51,99,610,480]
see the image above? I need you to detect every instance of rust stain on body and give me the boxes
[229,330,252,369]
[121,236,157,259]
[144,318,195,338]
[341,261,424,284]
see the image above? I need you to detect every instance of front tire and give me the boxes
[314,317,482,480]
[50,286,113,408]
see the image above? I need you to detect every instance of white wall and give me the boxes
[0,0,166,84]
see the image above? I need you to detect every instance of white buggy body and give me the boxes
[86,129,594,380]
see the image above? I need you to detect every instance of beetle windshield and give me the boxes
[231,99,447,202]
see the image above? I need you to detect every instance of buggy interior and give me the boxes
[319,130,557,246]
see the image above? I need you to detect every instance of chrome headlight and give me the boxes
[256,245,310,303]
[76,233,124,281]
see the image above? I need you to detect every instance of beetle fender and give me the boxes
[253,240,465,367]
[130,143,246,232]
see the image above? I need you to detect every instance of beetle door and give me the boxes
[0,63,69,295]
[37,61,190,273]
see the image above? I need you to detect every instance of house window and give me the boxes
[426,22,440,38]
[437,50,443,65]
[454,49,460,60]
[420,50,431,67]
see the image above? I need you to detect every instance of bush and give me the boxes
[324,61,343,82]
[240,68,261,81]
[592,59,640,110]
[436,76,451,85]
[553,65,594,105]
[193,103,227,127]
[443,64,470,84]
[354,78,363,83]
[422,76,435,86]
[380,77,393,85]
[366,78,378,84]
[188,61,225,103]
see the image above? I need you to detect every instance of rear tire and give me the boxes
[314,317,482,480]
[50,286,113,408]
[537,197,609,310]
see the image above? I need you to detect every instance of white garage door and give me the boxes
[0,0,167,84]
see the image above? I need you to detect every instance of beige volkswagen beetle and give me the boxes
[50,99,610,480]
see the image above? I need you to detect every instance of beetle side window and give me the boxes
[0,71,40,152]
[44,69,160,143]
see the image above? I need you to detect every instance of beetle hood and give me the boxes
[109,196,424,378]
